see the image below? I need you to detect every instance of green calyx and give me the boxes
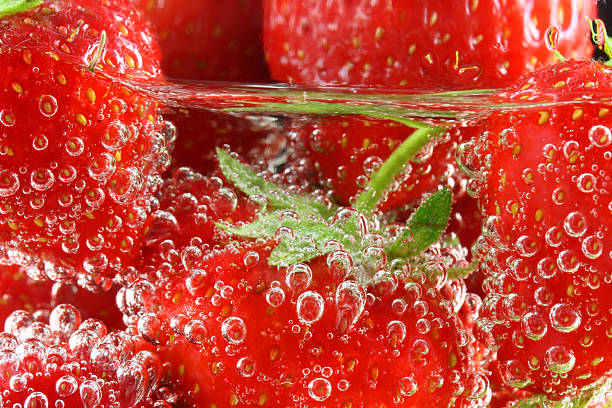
[512,377,612,408]
[216,119,453,286]
[0,0,42,17]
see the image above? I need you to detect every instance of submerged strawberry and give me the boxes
[0,0,173,289]
[0,263,124,331]
[0,304,168,407]
[263,0,595,88]
[286,115,481,211]
[135,0,269,81]
[461,60,612,399]
[121,149,490,407]
[163,108,280,176]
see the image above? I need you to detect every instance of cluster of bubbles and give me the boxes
[0,72,177,290]
[118,183,492,406]
[458,99,612,396]
[0,304,175,408]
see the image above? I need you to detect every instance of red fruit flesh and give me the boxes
[468,60,612,398]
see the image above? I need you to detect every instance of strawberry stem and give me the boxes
[353,126,446,214]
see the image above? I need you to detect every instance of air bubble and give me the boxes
[88,153,117,181]
[297,291,325,325]
[39,95,58,117]
[589,125,612,147]
[80,380,102,408]
[65,137,85,156]
[56,374,79,397]
[521,312,547,340]
[0,109,15,127]
[387,320,407,344]
[24,392,49,408]
[398,376,418,396]
[335,281,365,333]
[576,173,596,193]
[550,303,581,333]
[265,286,285,308]
[108,168,144,205]
[102,120,130,151]
[308,378,332,401]
[30,169,55,191]
[236,357,256,377]
[32,135,49,151]
[221,317,247,344]
[285,263,312,296]
[545,346,575,374]
[557,250,580,273]
[49,304,82,340]
[582,235,603,259]
[185,320,207,345]
[0,170,20,197]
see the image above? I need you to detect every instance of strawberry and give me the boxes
[122,149,490,407]
[462,59,612,399]
[163,108,280,176]
[0,263,124,331]
[0,0,173,289]
[0,304,169,407]
[135,0,269,81]
[263,0,596,89]
[284,115,480,211]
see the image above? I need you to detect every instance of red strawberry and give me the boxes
[135,0,269,81]
[263,0,595,88]
[128,242,488,407]
[0,0,173,289]
[0,264,124,331]
[463,59,612,399]
[163,108,280,176]
[121,150,490,407]
[285,116,479,211]
[0,304,169,407]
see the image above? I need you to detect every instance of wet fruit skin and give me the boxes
[135,0,270,81]
[0,0,173,290]
[263,0,596,89]
[466,60,612,399]
[0,304,167,408]
[0,263,124,331]
[127,242,487,408]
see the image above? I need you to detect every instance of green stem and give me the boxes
[353,126,446,214]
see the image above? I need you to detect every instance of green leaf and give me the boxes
[388,187,452,257]
[218,210,287,239]
[216,148,332,218]
[0,0,41,17]
[221,207,364,267]
[511,378,612,408]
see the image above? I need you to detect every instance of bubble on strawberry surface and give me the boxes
[285,263,312,296]
[221,317,247,344]
[308,377,332,401]
[0,170,20,197]
[0,109,15,127]
[108,168,144,205]
[296,291,325,325]
[265,286,286,307]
